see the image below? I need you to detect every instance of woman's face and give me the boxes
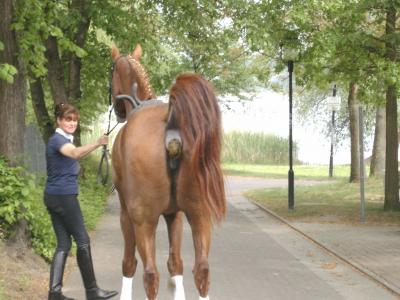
[57,114,78,134]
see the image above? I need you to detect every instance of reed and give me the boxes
[222,131,298,165]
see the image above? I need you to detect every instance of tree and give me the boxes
[348,82,360,182]
[12,0,262,147]
[237,0,400,190]
[370,106,385,177]
[0,0,26,165]
[383,2,398,210]
[0,0,29,246]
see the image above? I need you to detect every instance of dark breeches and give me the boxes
[44,194,90,252]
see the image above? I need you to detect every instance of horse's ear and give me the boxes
[111,45,120,61]
[131,44,142,60]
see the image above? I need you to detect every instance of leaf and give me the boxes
[21,188,30,197]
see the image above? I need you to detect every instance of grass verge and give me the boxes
[245,177,400,225]
[223,163,400,226]
[223,163,350,180]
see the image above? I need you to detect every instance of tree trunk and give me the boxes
[45,36,68,105]
[0,0,26,166]
[370,106,386,178]
[384,3,399,210]
[29,77,54,143]
[68,0,90,102]
[385,85,399,210]
[0,0,29,247]
[348,82,360,183]
[67,0,91,148]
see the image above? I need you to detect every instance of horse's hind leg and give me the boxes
[186,211,212,300]
[134,218,160,300]
[164,212,185,300]
[120,198,137,300]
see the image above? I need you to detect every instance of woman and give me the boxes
[45,103,117,300]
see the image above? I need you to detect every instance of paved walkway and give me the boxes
[291,220,400,295]
[64,176,400,299]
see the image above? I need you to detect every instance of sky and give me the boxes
[220,89,372,165]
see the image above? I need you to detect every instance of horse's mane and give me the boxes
[170,74,226,223]
[126,55,155,100]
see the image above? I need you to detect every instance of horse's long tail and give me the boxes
[169,73,226,223]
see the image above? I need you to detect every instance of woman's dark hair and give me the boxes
[54,103,80,120]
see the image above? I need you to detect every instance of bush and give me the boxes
[0,158,36,239]
[0,156,110,261]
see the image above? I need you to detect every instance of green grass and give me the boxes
[224,163,400,225]
[223,163,350,180]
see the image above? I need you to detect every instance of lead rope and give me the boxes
[97,104,119,187]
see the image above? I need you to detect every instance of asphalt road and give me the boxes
[64,176,397,300]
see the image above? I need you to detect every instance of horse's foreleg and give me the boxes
[120,203,137,300]
[187,212,211,299]
[135,219,159,300]
[164,212,185,300]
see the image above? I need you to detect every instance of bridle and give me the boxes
[109,55,155,112]
[98,55,161,186]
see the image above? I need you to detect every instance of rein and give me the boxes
[97,105,118,186]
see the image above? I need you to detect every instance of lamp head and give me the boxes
[280,29,300,62]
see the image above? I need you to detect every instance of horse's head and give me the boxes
[110,44,155,122]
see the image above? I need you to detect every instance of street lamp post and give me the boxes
[281,45,299,210]
[326,85,341,177]
[288,59,295,210]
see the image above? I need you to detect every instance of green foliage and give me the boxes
[0,63,17,84]
[222,131,298,165]
[10,0,274,143]
[13,0,89,77]
[233,0,399,151]
[237,0,399,101]
[0,157,53,258]
[27,181,55,260]
[0,158,35,237]
[0,156,109,261]
[0,41,18,83]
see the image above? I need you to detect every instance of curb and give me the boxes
[251,200,400,299]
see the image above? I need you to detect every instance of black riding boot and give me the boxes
[48,250,75,300]
[77,244,118,300]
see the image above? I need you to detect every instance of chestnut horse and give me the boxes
[110,44,226,300]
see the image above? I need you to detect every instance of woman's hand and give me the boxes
[97,135,109,146]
